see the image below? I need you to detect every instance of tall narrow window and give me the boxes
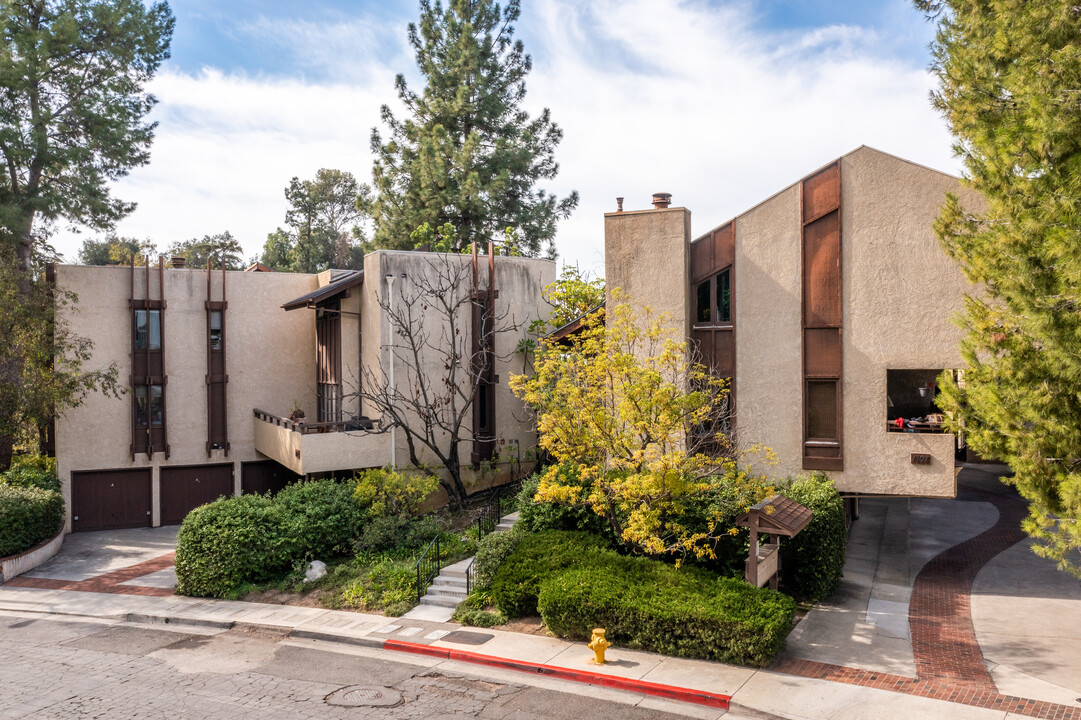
[134,309,161,350]
[806,380,838,440]
[209,310,223,350]
[693,268,732,327]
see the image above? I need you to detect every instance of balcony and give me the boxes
[252,409,390,475]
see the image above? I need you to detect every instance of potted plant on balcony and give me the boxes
[288,401,305,424]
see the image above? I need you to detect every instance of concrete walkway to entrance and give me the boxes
[779,464,1081,717]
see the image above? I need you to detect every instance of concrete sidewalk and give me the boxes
[0,581,1048,720]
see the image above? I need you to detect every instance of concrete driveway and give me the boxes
[780,464,1081,714]
[9,525,179,595]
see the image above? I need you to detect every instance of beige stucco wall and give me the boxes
[359,250,555,498]
[604,207,691,339]
[733,184,804,477]
[55,265,316,530]
[731,146,983,496]
[833,147,983,496]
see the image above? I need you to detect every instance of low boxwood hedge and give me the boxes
[492,530,795,667]
[490,530,613,617]
[0,484,64,557]
[174,494,297,598]
[275,479,367,558]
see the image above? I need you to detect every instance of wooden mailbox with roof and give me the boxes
[735,495,813,589]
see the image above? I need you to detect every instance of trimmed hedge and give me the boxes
[492,531,795,667]
[0,484,65,557]
[174,494,296,598]
[538,560,795,667]
[471,527,524,592]
[490,530,612,617]
[275,479,367,558]
[778,473,847,603]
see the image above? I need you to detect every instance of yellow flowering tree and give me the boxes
[510,299,773,560]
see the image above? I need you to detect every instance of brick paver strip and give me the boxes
[775,489,1081,720]
[6,552,175,597]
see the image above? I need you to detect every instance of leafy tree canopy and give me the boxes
[167,231,243,270]
[544,264,604,330]
[917,0,1081,574]
[77,235,158,266]
[260,168,370,273]
[510,298,768,558]
[366,0,578,257]
[0,0,174,265]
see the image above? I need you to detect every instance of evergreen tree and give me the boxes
[167,231,243,270]
[260,169,369,273]
[78,236,158,266]
[917,0,1081,574]
[367,0,578,256]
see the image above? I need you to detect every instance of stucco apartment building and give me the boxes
[606,146,984,498]
[55,249,553,533]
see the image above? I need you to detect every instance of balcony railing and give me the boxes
[252,408,389,475]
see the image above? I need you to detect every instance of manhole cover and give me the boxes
[325,685,403,707]
[439,630,494,646]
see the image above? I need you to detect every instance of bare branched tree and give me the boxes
[349,253,523,508]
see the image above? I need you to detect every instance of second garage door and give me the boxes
[160,464,234,526]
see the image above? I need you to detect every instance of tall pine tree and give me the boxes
[367,0,577,256]
[917,0,1081,575]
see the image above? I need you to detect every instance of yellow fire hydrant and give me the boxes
[588,628,611,664]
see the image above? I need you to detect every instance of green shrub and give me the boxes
[0,485,64,557]
[275,479,367,558]
[340,556,418,615]
[452,591,507,627]
[472,528,524,591]
[490,531,612,617]
[515,468,613,538]
[538,560,795,667]
[354,515,442,554]
[354,467,438,518]
[1,455,61,493]
[779,473,847,602]
[175,495,296,598]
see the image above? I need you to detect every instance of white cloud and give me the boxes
[52,0,958,276]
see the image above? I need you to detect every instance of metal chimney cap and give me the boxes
[169,256,186,268]
[652,192,673,209]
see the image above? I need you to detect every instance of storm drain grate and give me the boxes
[325,685,403,707]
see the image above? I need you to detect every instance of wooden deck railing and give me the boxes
[252,409,379,435]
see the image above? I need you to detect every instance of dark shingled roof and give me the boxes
[282,270,364,311]
[735,494,814,537]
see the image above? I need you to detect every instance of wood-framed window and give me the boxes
[694,267,732,326]
[131,302,167,456]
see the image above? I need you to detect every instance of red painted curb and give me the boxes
[383,639,731,710]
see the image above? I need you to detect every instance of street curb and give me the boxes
[124,612,235,630]
[288,628,384,649]
[383,639,732,711]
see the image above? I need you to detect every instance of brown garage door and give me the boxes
[71,469,152,532]
[160,464,234,526]
[241,460,300,497]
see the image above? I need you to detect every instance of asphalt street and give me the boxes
[0,611,709,720]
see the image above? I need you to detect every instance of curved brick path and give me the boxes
[775,488,1081,720]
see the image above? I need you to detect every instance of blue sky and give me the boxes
[54,0,954,273]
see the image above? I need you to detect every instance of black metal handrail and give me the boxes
[414,534,441,604]
[465,557,476,596]
[474,481,520,539]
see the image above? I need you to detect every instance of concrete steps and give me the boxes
[408,512,519,620]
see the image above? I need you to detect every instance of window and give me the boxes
[209,310,223,350]
[134,309,161,350]
[695,267,732,326]
[134,385,163,427]
[806,380,838,440]
[887,369,948,433]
